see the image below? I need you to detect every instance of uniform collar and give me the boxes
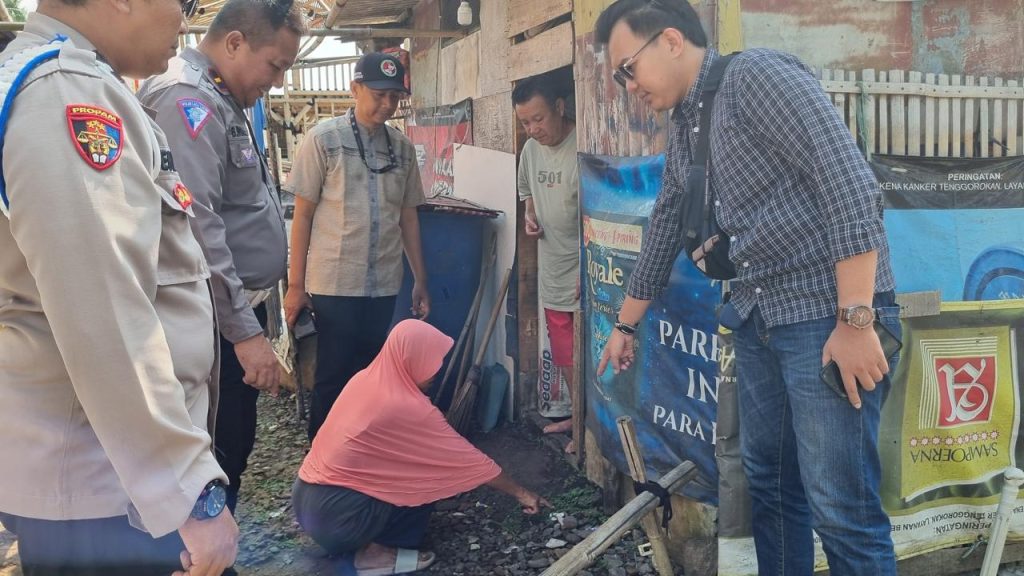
[22,12,96,53]
[672,47,718,125]
[182,47,236,101]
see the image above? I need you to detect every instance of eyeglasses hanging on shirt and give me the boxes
[349,112,398,174]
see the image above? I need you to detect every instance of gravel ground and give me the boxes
[5,391,1024,576]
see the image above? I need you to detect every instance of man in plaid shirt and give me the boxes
[594,1,900,574]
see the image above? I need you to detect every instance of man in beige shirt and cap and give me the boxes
[0,1,237,574]
[284,52,431,440]
[138,0,304,515]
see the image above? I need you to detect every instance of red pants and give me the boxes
[544,309,574,367]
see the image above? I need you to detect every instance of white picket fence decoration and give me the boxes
[819,69,1024,158]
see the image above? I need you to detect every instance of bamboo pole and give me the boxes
[980,467,1024,576]
[539,461,697,576]
[616,417,674,576]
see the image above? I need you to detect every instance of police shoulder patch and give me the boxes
[66,104,123,171]
[177,97,212,140]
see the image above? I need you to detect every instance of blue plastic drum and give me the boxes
[392,210,486,408]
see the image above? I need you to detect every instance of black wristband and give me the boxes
[614,320,637,336]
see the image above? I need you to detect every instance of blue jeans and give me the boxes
[734,297,900,576]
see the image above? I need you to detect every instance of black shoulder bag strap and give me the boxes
[687,52,738,231]
[682,52,740,280]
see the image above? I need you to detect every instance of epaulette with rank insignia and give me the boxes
[208,67,231,96]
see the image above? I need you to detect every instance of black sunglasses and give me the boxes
[613,29,664,89]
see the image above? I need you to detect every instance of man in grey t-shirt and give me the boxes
[514,75,580,453]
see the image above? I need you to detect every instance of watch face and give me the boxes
[848,306,874,328]
[205,484,227,517]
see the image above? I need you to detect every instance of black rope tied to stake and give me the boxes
[633,480,673,530]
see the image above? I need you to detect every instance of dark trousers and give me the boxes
[0,513,183,576]
[291,479,432,576]
[215,303,268,513]
[307,295,396,440]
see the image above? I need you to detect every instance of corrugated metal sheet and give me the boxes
[741,0,1023,78]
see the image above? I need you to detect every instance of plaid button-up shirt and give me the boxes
[626,48,895,328]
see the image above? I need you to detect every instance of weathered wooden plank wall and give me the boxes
[409,0,442,110]
[508,21,576,82]
[506,0,573,38]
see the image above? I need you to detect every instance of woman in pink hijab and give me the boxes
[293,319,548,576]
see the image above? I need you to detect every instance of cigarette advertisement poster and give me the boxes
[580,153,724,505]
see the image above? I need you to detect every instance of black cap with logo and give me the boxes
[353,53,408,93]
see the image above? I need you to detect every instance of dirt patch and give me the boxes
[234,392,664,576]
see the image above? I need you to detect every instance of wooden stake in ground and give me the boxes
[539,461,697,576]
[447,268,512,433]
[616,416,674,576]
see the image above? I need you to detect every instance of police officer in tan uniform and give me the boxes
[0,1,238,575]
[138,0,304,515]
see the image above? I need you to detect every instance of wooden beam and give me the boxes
[508,21,574,82]
[0,22,467,39]
[616,417,673,576]
[506,0,572,39]
[820,79,1024,100]
[539,461,698,576]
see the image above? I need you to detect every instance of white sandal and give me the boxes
[356,547,436,576]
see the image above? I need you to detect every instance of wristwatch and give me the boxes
[614,319,638,336]
[838,305,875,329]
[190,480,227,520]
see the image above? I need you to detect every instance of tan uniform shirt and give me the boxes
[284,110,425,297]
[138,48,288,343]
[0,14,225,537]
[517,128,580,311]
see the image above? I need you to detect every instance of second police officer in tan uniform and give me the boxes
[138,0,305,513]
[0,0,238,574]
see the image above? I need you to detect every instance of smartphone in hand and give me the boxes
[293,308,317,340]
[820,320,902,398]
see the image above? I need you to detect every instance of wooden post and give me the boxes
[539,461,698,576]
[571,311,585,466]
[616,417,673,576]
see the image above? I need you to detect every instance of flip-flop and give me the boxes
[356,548,436,576]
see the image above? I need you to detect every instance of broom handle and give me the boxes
[473,268,512,367]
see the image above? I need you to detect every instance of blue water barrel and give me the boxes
[392,210,485,408]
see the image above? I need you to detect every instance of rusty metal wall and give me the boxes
[741,0,1024,78]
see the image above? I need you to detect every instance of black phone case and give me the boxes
[820,320,903,398]
[293,309,318,340]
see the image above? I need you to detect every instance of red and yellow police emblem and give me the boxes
[66,104,123,171]
[173,183,194,211]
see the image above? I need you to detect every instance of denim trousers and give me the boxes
[734,298,900,576]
